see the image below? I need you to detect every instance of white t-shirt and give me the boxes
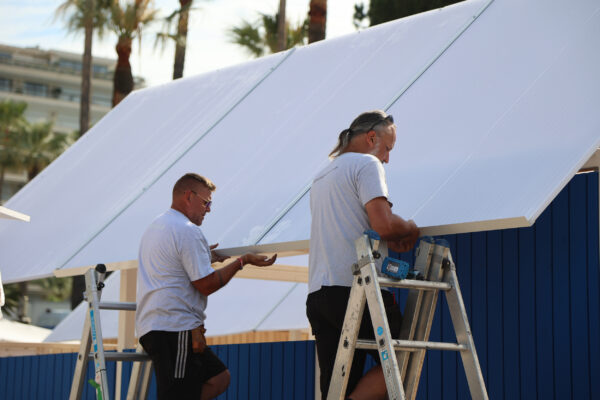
[309,152,389,293]
[136,208,214,337]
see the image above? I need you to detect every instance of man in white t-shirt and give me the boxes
[307,110,420,400]
[136,173,276,400]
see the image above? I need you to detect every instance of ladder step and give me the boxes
[98,301,137,311]
[89,352,151,362]
[377,277,452,291]
[356,339,467,352]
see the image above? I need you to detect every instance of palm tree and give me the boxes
[173,0,192,79]
[308,0,327,43]
[55,0,111,136]
[18,121,72,181]
[155,0,197,80]
[0,101,27,202]
[230,11,309,58]
[108,0,159,106]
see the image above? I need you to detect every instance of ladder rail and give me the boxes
[326,274,368,399]
[69,267,152,400]
[403,244,448,400]
[396,240,436,378]
[69,310,93,400]
[443,261,488,400]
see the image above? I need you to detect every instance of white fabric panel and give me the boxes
[261,0,600,240]
[52,1,483,274]
[44,271,309,341]
[0,52,290,282]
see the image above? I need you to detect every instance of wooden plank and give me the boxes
[441,236,457,400]
[518,226,536,400]
[587,173,600,399]
[0,205,30,221]
[552,186,572,400]
[470,231,488,386]
[54,260,309,283]
[502,229,519,399]
[570,175,591,400]
[535,205,554,400]
[456,232,473,400]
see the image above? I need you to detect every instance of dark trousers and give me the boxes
[306,286,402,398]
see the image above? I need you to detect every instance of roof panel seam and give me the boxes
[55,48,298,272]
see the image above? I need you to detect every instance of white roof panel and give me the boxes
[2,0,600,283]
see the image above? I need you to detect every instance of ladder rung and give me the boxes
[98,301,137,311]
[377,277,452,291]
[90,352,151,362]
[356,339,467,352]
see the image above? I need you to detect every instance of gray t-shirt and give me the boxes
[136,208,214,337]
[309,152,389,293]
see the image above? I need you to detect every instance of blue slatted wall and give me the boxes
[0,341,314,400]
[1,172,599,399]
[364,171,600,399]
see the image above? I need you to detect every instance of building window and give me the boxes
[91,95,111,107]
[23,82,48,97]
[0,78,11,92]
[58,59,82,72]
[93,64,109,74]
[59,87,80,102]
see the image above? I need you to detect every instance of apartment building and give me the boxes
[0,43,145,202]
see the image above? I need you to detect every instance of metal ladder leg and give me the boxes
[126,343,153,400]
[443,259,488,400]
[69,308,93,400]
[396,239,436,379]
[403,242,448,399]
[327,274,368,399]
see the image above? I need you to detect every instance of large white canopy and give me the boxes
[1,0,600,284]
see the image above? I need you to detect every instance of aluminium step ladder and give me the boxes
[69,265,152,400]
[327,234,488,400]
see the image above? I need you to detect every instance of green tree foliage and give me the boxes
[354,0,464,28]
[0,101,27,201]
[229,12,309,58]
[108,0,159,106]
[19,121,72,180]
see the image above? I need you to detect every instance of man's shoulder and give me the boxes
[338,152,380,165]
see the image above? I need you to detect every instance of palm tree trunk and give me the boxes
[277,0,287,52]
[79,0,94,136]
[112,36,134,107]
[173,0,192,80]
[0,165,5,202]
[308,0,327,43]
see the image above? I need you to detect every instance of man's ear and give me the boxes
[366,131,377,146]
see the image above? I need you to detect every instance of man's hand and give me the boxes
[210,243,228,263]
[388,220,420,253]
[242,253,278,267]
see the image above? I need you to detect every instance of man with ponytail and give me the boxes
[307,110,420,399]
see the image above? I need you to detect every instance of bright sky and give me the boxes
[0,0,359,87]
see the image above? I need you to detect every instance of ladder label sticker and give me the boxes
[377,326,383,335]
[381,350,389,361]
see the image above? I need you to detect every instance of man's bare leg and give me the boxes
[348,365,388,400]
[201,369,231,400]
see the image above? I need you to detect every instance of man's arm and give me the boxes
[192,253,277,296]
[365,197,420,252]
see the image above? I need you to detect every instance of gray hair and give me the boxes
[329,110,394,158]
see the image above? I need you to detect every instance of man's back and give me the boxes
[308,152,388,293]
[136,208,213,337]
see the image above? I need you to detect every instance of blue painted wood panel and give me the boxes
[1,173,599,399]
[0,341,314,400]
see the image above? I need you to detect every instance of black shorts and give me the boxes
[140,330,227,400]
[306,286,402,398]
